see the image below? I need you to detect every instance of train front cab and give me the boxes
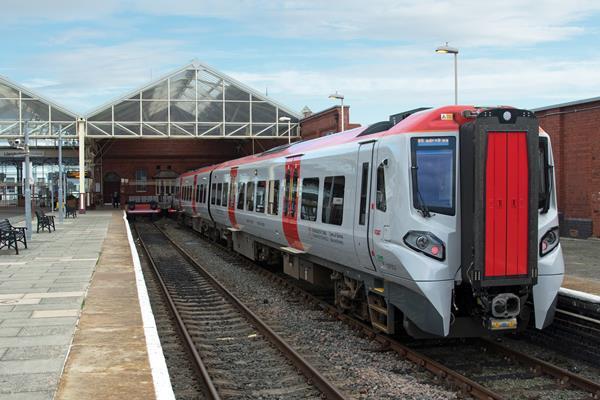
[458,108,564,335]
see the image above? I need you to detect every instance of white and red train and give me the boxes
[176,106,564,338]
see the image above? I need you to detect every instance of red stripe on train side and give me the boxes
[192,174,197,215]
[485,132,528,278]
[282,158,303,250]
[228,168,239,229]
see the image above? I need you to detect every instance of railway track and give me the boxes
[133,221,348,400]
[158,218,600,400]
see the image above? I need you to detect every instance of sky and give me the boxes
[2,0,600,125]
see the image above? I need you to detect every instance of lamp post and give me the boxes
[435,42,459,105]
[328,92,345,132]
[12,127,33,240]
[58,124,64,223]
[24,130,31,240]
[279,116,291,144]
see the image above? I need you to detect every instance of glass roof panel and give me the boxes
[225,102,249,122]
[225,124,249,136]
[114,100,140,122]
[0,82,19,99]
[21,99,49,121]
[51,107,76,122]
[83,63,300,138]
[224,82,250,101]
[170,69,196,101]
[142,79,169,100]
[88,107,112,122]
[197,69,223,100]
[198,123,222,136]
[170,101,195,122]
[142,123,167,136]
[252,102,276,123]
[0,99,19,120]
[197,101,223,122]
[171,123,195,136]
[142,101,168,122]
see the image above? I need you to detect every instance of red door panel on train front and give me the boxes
[485,132,528,278]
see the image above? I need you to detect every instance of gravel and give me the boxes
[159,220,456,400]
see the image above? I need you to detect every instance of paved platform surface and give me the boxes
[0,211,111,399]
[561,237,600,295]
[55,211,156,400]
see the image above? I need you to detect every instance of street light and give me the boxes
[279,116,291,144]
[435,42,459,105]
[328,92,345,132]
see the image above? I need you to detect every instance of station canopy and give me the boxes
[85,61,301,139]
[0,76,78,139]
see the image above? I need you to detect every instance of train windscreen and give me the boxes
[411,137,456,215]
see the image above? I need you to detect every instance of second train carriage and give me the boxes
[177,105,564,338]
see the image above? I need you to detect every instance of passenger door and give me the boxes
[353,141,376,270]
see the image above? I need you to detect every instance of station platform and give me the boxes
[561,237,600,295]
[0,210,171,400]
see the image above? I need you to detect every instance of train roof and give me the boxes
[182,105,542,177]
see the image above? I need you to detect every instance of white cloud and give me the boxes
[4,0,600,46]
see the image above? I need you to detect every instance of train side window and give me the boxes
[204,184,208,203]
[538,137,552,213]
[237,182,246,210]
[359,163,369,225]
[301,178,319,221]
[211,183,216,205]
[195,184,200,203]
[246,182,255,211]
[322,176,345,225]
[222,183,229,206]
[216,183,222,206]
[376,162,387,212]
[267,180,279,215]
[256,181,266,213]
[283,169,291,216]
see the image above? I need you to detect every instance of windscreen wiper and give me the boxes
[411,165,432,218]
[416,187,432,218]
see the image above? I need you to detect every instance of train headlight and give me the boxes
[540,227,560,256]
[403,231,445,261]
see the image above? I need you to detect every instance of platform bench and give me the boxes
[0,219,27,254]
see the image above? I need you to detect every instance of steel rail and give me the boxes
[153,223,350,400]
[133,224,221,400]
[169,220,600,399]
[480,338,600,399]
[167,224,502,400]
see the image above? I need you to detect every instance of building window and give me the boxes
[322,176,345,225]
[256,181,266,213]
[135,169,147,192]
[301,178,319,221]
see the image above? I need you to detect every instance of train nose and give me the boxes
[491,293,520,318]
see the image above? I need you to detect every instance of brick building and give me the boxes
[535,98,600,238]
[299,106,360,140]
